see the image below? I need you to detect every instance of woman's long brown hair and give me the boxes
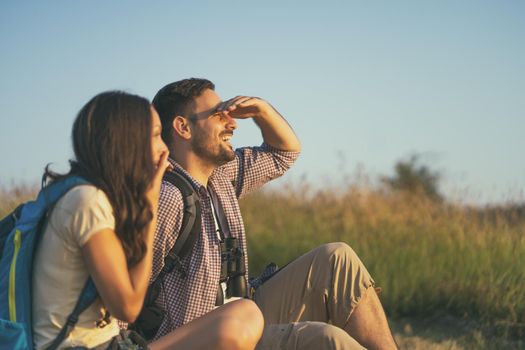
[46,91,154,267]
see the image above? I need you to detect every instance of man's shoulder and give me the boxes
[158,179,185,213]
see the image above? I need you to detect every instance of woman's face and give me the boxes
[151,107,168,166]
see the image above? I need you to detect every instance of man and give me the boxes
[150,78,398,349]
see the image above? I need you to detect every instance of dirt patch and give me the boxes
[390,315,524,350]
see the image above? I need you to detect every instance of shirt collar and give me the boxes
[167,157,208,194]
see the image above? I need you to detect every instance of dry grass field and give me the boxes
[2,181,524,349]
[240,183,525,349]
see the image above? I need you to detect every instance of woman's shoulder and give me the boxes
[58,184,111,211]
[52,184,115,246]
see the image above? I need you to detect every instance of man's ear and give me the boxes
[173,116,192,140]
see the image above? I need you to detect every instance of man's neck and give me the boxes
[172,151,216,187]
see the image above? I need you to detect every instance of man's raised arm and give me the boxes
[217,96,301,152]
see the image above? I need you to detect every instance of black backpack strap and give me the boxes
[156,171,201,280]
[44,278,98,350]
[161,171,201,277]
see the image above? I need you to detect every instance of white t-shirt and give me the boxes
[32,185,120,349]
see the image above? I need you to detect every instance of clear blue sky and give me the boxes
[1,1,524,204]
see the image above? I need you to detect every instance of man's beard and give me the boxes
[191,127,235,167]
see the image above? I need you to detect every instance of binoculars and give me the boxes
[216,237,247,305]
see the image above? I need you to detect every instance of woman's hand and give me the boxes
[146,150,171,212]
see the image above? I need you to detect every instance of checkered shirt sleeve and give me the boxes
[217,142,301,199]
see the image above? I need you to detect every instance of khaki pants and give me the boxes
[253,243,374,350]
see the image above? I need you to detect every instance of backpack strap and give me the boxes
[0,204,24,257]
[44,279,98,350]
[154,170,201,281]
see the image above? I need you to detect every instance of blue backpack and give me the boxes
[0,176,98,350]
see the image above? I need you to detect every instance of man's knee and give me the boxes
[312,242,375,309]
[317,323,352,345]
[302,323,365,350]
[314,242,361,266]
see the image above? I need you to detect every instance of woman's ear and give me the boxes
[173,116,192,140]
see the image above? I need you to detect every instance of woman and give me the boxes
[32,91,263,349]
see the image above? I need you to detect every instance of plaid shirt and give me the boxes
[151,143,299,340]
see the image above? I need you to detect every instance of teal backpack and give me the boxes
[0,176,98,350]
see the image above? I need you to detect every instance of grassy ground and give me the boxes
[391,315,524,349]
[2,181,524,348]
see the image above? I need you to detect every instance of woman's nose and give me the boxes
[160,140,168,153]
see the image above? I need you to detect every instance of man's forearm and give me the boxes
[253,105,301,152]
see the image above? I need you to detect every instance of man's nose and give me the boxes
[224,113,237,130]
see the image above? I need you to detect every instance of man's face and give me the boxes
[188,89,237,167]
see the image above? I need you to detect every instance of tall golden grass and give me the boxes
[240,183,525,338]
[0,183,38,216]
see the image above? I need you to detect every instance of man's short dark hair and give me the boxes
[152,78,215,146]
